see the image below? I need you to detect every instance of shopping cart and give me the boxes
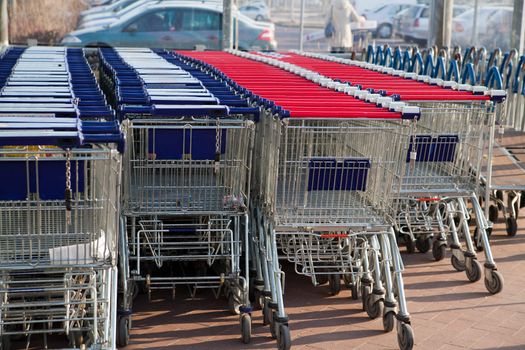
[177,50,421,350]
[252,51,507,294]
[98,47,257,345]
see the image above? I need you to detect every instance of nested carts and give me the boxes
[177,50,421,350]
[98,48,258,346]
[257,51,507,295]
[0,47,123,349]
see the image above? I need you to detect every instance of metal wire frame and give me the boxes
[397,100,498,197]
[122,118,255,216]
[0,146,121,269]
[252,112,408,230]
[0,266,117,349]
[125,214,249,299]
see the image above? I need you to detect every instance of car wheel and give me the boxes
[376,24,393,39]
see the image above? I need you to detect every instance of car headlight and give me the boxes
[61,36,82,44]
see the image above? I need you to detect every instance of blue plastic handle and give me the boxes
[374,46,383,66]
[423,53,434,76]
[433,57,446,79]
[392,48,402,70]
[446,60,460,82]
[410,52,424,74]
[382,47,393,67]
[485,66,503,90]
[366,45,375,64]
[401,50,412,71]
[461,63,477,85]
[512,55,525,93]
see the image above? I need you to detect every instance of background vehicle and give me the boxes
[395,4,469,46]
[80,0,138,18]
[62,1,277,50]
[452,6,513,50]
[79,0,154,29]
[239,2,271,22]
[362,3,415,39]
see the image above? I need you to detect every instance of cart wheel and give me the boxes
[240,313,252,344]
[0,335,11,350]
[505,217,518,237]
[117,315,131,347]
[397,322,414,350]
[262,299,271,326]
[277,324,291,350]
[270,311,277,339]
[465,258,482,282]
[489,205,499,222]
[361,285,371,311]
[405,238,415,254]
[253,289,263,310]
[432,241,446,261]
[450,254,465,272]
[415,236,432,253]
[520,191,525,208]
[350,280,360,300]
[366,294,384,319]
[485,270,504,294]
[473,228,484,251]
[328,274,341,296]
[228,290,241,315]
[383,311,395,332]
[316,274,328,285]
[68,330,92,348]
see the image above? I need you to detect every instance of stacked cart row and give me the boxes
[0,46,123,349]
[0,46,508,350]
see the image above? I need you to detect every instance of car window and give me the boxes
[420,8,429,18]
[126,10,170,32]
[181,9,221,31]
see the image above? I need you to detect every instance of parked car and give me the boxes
[79,0,154,29]
[362,2,415,39]
[62,1,277,50]
[239,3,271,22]
[394,4,469,46]
[80,0,138,18]
[452,7,513,50]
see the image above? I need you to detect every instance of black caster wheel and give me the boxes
[228,290,241,315]
[117,315,131,347]
[383,311,395,332]
[316,274,328,285]
[473,228,484,251]
[262,299,271,326]
[277,324,291,350]
[485,270,504,294]
[450,254,465,272]
[397,322,414,350]
[1,335,11,350]
[415,236,432,253]
[240,313,252,344]
[361,285,371,311]
[405,238,415,254]
[432,240,446,261]
[68,330,92,348]
[489,205,499,222]
[253,289,263,310]
[350,280,360,300]
[465,258,482,282]
[328,274,341,296]
[506,217,518,237]
[366,294,384,319]
[270,311,277,339]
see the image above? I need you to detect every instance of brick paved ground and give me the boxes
[126,218,525,350]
